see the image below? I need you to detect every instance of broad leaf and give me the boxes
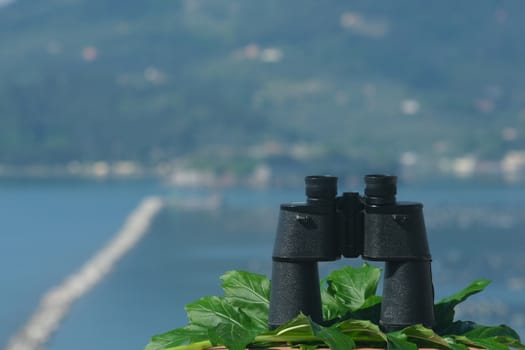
[492,336,525,350]
[443,337,470,350]
[401,324,451,349]
[185,296,259,350]
[271,313,315,338]
[208,321,259,350]
[254,313,317,345]
[434,279,490,331]
[164,340,212,350]
[464,324,521,340]
[453,335,509,350]
[297,346,318,350]
[145,324,208,350]
[321,278,346,321]
[220,270,270,330]
[386,332,418,350]
[264,313,355,349]
[469,338,510,350]
[186,296,241,328]
[310,319,355,350]
[461,324,525,349]
[335,319,386,346]
[326,264,382,312]
[351,295,382,324]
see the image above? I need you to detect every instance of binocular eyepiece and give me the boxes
[268,174,435,332]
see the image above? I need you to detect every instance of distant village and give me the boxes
[2,139,525,186]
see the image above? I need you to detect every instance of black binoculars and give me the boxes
[268,174,435,332]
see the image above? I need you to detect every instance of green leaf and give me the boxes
[335,319,386,346]
[185,296,259,350]
[434,279,491,331]
[185,296,241,328]
[492,336,525,350]
[149,269,525,350]
[321,278,346,321]
[351,295,382,324]
[220,270,270,331]
[262,313,355,349]
[311,321,355,350]
[164,340,212,350]
[386,331,418,350]
[254,313,317,345]
[298,346,318,350]
[443,321,525,349]
[443,337,470,350]
[464,324,521,340]
[448,343,469,350]
[460,324,525,349]
[401,324,451,349]
[145,324,208,350]
[326,264,382,312]
[453,335,509,350]
[271,313,315,337]
[208,321,259,350]
[469,338,510,350]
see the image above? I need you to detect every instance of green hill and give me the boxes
[1,0,524,176]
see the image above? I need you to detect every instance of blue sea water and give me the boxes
[0,179,166,348]
[1,179,525,349]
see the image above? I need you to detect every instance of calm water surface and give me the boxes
[1,179,525,349]
[0,179,166,348]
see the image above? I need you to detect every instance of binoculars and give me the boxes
[268,174,435,332]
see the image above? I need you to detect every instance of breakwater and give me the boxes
[5,196,164,350]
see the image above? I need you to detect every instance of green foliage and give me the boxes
[385,332,418,350]
[2,1,525,166]
[434,279,491,332]
[220,270,271,330]
[321,265,382,323]
[146,265,524,349]
[324,265,382,312]
[257,314,356,350]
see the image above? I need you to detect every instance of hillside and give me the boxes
[1,0,525,179]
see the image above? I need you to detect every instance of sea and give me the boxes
[1,178,525,349]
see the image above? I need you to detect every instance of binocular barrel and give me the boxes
[268,174,435,331]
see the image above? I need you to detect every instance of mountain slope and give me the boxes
[1,0,524,166]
